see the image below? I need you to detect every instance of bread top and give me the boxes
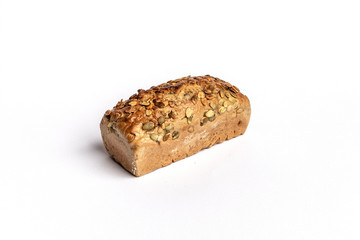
[103,75,249,147]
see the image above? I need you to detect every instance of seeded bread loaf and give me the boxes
[100,75,251,176]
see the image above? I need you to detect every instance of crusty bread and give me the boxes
[100,75,251,176]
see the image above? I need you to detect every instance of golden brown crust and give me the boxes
[101,75,251,176]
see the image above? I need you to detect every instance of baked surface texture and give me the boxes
[100,75,251,176]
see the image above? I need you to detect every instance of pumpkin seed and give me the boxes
[198,91,205,99]
[127,133,135,142]
[142,122,155,131]
[105,110,111,116]
[224,82,232,88]
[186,108,193,118]
[204,89,212,94]
[168,101,175,107]
[140,101,150,106]
[154,101,165,108]
[206,94,214,100]
[128,101,137,106]
[223,101,228,107]
[165,125,174,131]
[145,110,152,116]
[205,110,215,118]
[150,133,159,141]
[219,99,225,106]
[209,102,216,109]
[158,117,165,125]
[237,108,244,114]
[228,96,237,103]
[230,91,237,98]
[201,98,207,106]
[219,90,225,98]
[230,86,239,93]
[218,106,226,114]
[184,92,192,100]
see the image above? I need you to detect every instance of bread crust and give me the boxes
[100,75,251,176]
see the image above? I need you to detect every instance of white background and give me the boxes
[1,0,360,239]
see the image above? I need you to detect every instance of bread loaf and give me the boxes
[100,75,251,176]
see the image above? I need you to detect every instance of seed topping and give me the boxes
[142,122,155,131]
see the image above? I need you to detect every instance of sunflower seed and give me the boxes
[191,95,198,105]
[169,110,177,119]
[200,117,208,126]
[172,131,179,140]
[187,115,193,124]
[163,133,171,141]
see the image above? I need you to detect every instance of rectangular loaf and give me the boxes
[100,75,251,176]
